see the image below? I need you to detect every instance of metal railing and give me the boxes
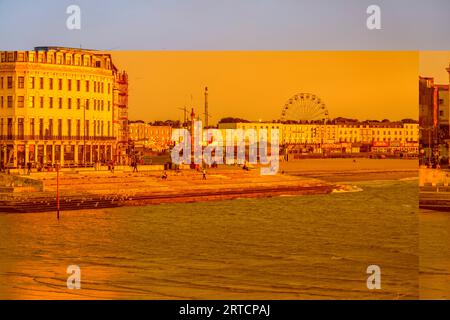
[0,135,116,141]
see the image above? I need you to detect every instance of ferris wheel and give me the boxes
[281,93,329,122]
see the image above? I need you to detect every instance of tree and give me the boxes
[218,117,250,124]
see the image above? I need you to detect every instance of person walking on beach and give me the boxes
[27,162,32,175]
[132,160,138,173]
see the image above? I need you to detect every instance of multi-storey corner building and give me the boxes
[419,76,438,149]
[419,76,450,161]
[436,85,449,142]
[0,47,127,168]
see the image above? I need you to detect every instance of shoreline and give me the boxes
[286,170,417,183]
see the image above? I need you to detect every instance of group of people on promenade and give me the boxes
[2,157,215,180]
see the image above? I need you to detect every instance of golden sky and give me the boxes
[419,51,450,84]
[111,51,418,124]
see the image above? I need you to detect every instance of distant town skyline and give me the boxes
[129,117,418,127]
[111,51,418,125]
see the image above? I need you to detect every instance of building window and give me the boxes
[39,119,44,139]
[101,100,104,111]
[108,101,110,111]
[49,78,53,90]
[0,77,3,89]
[68,79,72,91]
[85,99,89,110]
[57,119,62,138]
[18,118,24,139]
[29,96,35,108]
[77,98,81,109]
[30,77,35,89]
[7,118,12,139]
[30,119,35,139]
[67,119,72,137]
[86,80,89,92]
[77,80,81,91]
[48,119,53,137]
[18,76,25,89]
[40,96,44,108]
[58,79,63,90]
[58,97,63,109]
[49,97,53,108]
[68,98,72,109]
[108,83,110,94]
[0,96,3,108]
[18,96,24,108]
[40,77,44,89]
[76,120,81,138]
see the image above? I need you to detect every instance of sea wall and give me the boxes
[0,173,44,192]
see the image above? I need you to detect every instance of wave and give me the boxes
[332,185,363,193]
[398,176,418,181]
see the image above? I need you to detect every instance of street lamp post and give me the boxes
[56,163,60,220]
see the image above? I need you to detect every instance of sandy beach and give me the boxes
[280,158,417,182]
